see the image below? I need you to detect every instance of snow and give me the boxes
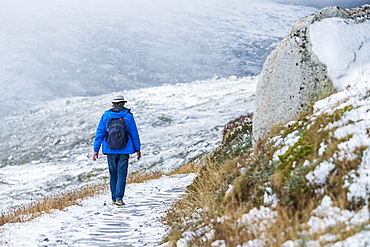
[311,82,370,204]
[310,17,370,91]
[308,195,370,233]
[263,187,279,207]
[331,231,370,247]
[346,149,370,202]
[211,240,227,247]
[237,206,277,234]
[305,160,335,186]
[225,185,235,197]
[237,239,265,247]
[1,173,196,246]
[278,80,370,245]
[272,130,300,161]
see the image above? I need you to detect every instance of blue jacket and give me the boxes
[93,108,141,154]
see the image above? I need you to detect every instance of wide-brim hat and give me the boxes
[112,95,127,103]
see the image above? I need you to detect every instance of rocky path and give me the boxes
[1,173,196,247]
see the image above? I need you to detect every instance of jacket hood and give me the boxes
[110,106,130,112]
[103,108,131,119]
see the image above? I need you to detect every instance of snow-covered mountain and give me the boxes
[0,0,317,117]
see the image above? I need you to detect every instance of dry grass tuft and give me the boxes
[127,170,164,184]
[0,183,108,226]
[169,162,201,175]
[0,170,169,228]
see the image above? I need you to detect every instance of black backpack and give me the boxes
[106,113,129,149]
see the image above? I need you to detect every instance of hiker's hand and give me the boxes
[136,151,141,160]
[92,152,99,161]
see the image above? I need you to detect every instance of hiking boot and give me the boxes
[115,199,125,206]
[112,201,117,205]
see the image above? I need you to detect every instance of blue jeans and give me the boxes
[107,154,129,202]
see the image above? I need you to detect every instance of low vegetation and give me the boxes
[0,183,107,227]
[0,170,167,228]
[163,92,370,246]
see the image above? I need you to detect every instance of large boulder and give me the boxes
[252,5,370,144]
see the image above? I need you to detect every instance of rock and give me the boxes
[252,5,370,144]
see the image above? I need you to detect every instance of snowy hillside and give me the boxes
[164,8,370,246]
[0,76,257,212]
[1,1,369,246]
[0,0,316,117]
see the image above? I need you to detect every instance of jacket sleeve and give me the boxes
[93,115,107,152]
[127,114,141,151]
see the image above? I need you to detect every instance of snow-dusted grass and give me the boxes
[0,183,107,226]
[0,170,168,227]
[0,158,200,246]
[161,11,370,247]
[164,84,370,245]
[1,173,197,246]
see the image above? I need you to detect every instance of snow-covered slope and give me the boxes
[166,78,370,245]
[250,12,370,246]
[0,0,316,117]
[0,76,257,211]
[166,9,370,246]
